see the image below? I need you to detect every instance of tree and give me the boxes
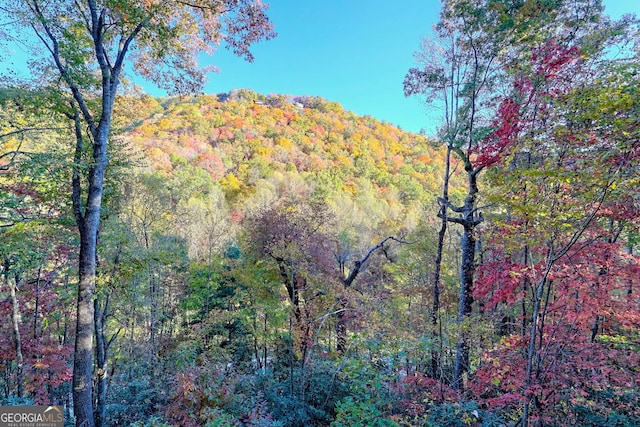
[404,0,624,393]
[0,1,274,424]
[334,235,407,354]
[404,0,505,390]
[0,222,75,405]
[246,200,333,355]
[471,30,640,424]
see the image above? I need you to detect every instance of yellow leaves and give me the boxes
[255,145,272,157]
[220,172,250,199]
[1,135,20,154]
[156,118,175,131]
[33,361,49,369]
[335,155,353,168]
[275,137,293,151]
[342,181,357,195]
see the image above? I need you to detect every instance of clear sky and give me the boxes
[3,1,639,135]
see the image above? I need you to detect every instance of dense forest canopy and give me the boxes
[1,0,639,426]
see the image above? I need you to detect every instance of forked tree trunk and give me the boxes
[335,236,405,354]
[448,159,483,392]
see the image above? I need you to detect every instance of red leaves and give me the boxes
[26,343,73,405]
[0,275,73,404]
[530,42,580,82]
[473,41,583,170]
[471,231,640,420]
[398,372,457,415]
[474,98,522,169]
[474,257,528,307]
[195,151,225,180]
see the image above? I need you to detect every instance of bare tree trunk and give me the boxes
[72,102,112,427]
[94,288,117,427]
[453,223,476,391]
[521,246,529,338]
[335,299,348,355]
[447,160,483,392]
[521,252,554,427]
[94,298,107,427]
[431,145,451,378]
[8,272,24,398]
[34,266,42,340]
[74,228,99,427]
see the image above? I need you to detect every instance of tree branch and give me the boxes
[28,0,97,133]
[343,236,410,287]
[1,126,66,140]
[437,196,464,213]
[72,107,85,225]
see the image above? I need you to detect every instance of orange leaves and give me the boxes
[415,153,432,164]
[195,151,225,179]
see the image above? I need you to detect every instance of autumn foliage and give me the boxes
[1,1,640,426]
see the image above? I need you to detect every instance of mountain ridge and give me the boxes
[121,89,450,216]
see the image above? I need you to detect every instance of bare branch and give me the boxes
[343,236,411,287]
[1,126,66,140]
[437,196,464,213]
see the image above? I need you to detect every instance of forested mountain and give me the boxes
[114,89,454,275]
[123,90,448,212]
[1,0,639,426]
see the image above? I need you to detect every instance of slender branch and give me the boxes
[73,0,92,33]
[1,126,66,140]
[28,0,96,133]
[1,125,65,170]
[173,0,232,15]
[71,107,85,225]
[343,236,410,287]
[552,185,610,262]
[437,196,464,213]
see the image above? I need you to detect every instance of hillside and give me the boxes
[2,78,639,426]
[121,90,451,229]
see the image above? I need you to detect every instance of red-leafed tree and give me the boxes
[470,18,640,425]
[404,0,568,391]
[1,226,74,405]
[405,0,636,402]
[245,199,335,362]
